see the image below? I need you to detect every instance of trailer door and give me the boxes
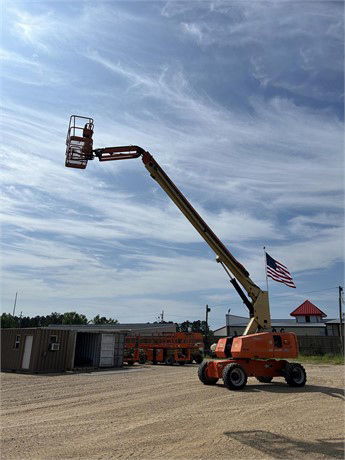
[100,334,115,367]
[22,335,33,370]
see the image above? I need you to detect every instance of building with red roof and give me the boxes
[214,300,343,339]
[290,300,327,323]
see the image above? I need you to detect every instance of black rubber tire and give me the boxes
[284,363,307,387]
[222,363,248,390]
[194,353,203,364]
[165,356,174,366]
[138,356,146,365]
[198,361,219,385]
[256,376,273,383]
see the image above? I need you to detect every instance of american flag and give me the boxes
[266,252,296,288]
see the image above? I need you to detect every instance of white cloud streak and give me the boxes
[1,1,343,325]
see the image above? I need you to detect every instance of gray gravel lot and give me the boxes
[1,363,344,459]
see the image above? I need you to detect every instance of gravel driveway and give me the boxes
[1,363,344,459]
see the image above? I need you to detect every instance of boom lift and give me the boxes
[65,115,307,390]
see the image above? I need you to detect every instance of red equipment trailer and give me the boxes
[124,332,204,366]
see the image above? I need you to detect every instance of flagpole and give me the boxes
[263,246,270,294]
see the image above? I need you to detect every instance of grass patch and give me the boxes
[296,354,344,365]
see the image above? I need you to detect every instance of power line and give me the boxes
[289,286,339,295]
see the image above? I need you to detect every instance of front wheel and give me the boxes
[222,363,247,390]
[284,363,307,387]
[198,361,219,385]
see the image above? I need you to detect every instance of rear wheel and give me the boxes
[284,363,307,387]
[256,376,273,383]
[138,355,146,365]
[222,363,247,390]
[165,356,174,366]
[198,361,219,385]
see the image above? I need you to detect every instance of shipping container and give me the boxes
[1,327,127,373]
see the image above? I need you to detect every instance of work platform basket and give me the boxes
[65,115,94,169]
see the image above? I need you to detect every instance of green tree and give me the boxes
[20,316,32,328]
[91,314,118,325]
[191,320,202,332]
[47,312,64,325]
[177,320,209,334]
[62,312,88,325]
[0,313,17,328]
[178,320,192,332]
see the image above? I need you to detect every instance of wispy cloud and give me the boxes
[173,1,344,102]
[11,9,55,51]
[1,1,343,324]
[0,48,71,86]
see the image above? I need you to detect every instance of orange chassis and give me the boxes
[206,357,287,380]
[199,332,307,390]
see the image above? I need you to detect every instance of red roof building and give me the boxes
[290,300,327,323]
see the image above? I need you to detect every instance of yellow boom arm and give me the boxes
[65,116,271,334]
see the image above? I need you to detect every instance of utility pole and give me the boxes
[156,310,164,323]
[13,292,18,316]
[226,308,231,337]
[339,286,343,352]
[205,305,211,351]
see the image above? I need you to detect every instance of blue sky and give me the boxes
[1,0,344,329]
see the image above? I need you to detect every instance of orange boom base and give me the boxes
[199,332,307,390]
[217,332,298,360]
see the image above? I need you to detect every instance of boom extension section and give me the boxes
[65,115,271,334]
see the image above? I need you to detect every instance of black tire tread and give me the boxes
[284,362,307,387]
[165,356,174,366]
[222,363,248,390]
[198,361,219,385]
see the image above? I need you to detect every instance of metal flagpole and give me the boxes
[263,247,269,295]
[13,292,18,317]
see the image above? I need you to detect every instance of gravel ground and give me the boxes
[1,363,344,459]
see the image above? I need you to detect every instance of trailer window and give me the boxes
[14,335,21,349]
[273,335,282,348]
[49,335,58,344]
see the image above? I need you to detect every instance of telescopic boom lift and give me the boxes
[65,115,306,390]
